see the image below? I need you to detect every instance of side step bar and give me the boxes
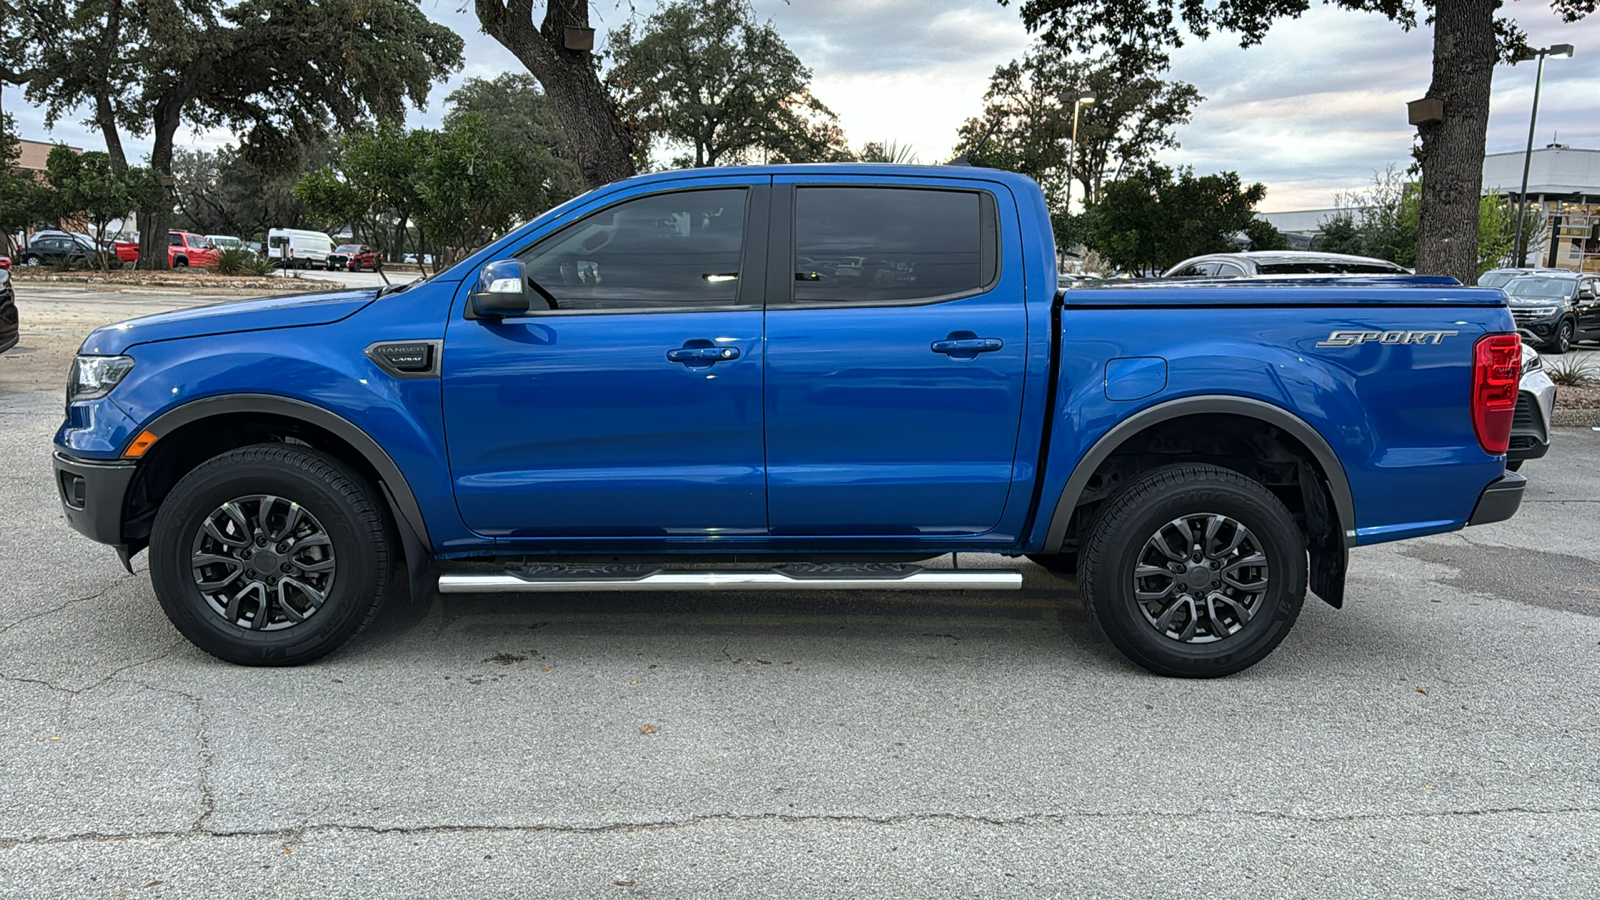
[438,563,1022,594]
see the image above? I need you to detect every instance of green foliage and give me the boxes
[37,145,161,268]
[1243,218,1289,251]
[15,0,463,268]
[856,141,919,164]
[172,144,319,239]
[952,41,1201,214]
[1544,355,1598,387]
[446,74,585,203]
[1081,162,1269,273]
[607,0,850,167]
[1318,169,1524,275]
[0,113,48,253]
[296,114,569,271]
[213,248,265,277]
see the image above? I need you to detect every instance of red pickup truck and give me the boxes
[168,232,220,268]
[328,243,381,272]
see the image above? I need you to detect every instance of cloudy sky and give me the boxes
[7,0,1598,211]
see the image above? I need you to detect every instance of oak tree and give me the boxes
[1001,0,1596,284]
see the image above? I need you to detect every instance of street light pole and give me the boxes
[1513,43,1574,266]
[1064,91,1096,218]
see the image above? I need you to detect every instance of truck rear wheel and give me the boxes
[1078,464,1306,678]
[149,444,397,666]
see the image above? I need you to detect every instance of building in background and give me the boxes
[1482,144,1599,273]
[1259,144,1600,273]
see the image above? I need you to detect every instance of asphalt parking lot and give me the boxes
[2,289,1598,898]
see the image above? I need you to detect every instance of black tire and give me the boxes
[1078,464,1307,678]
[24,254,40,267]
[149,444,397,666]
[348,261,360,272]
[1026,552,1079,575]
[173,256,189,268]
[1546,319,1574,354]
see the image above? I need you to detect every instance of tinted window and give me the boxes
[518,188,748,311]
[1503,276,1577,300]
[1478,271,1516,288]
[1214,263,1247,276]
[793,187,996,304]
[1168,263,1211,277]
[169,234,183,247]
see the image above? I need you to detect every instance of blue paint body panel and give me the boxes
[57,164,1518,563]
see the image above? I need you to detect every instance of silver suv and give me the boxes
[1164,251,1409,278]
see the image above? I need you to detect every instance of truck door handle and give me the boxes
[667,346,739,363]
[931,337,1003,354]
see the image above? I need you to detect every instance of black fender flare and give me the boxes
[1042,394,1356,554]
[140,393,433,553]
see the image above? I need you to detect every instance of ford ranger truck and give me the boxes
[52,164,1525,677]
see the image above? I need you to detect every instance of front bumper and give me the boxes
[53,451,135,546]
[1467,471,1526,527]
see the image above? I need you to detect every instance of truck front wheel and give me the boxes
[1078,464,1306,678]
[148,444,398,666]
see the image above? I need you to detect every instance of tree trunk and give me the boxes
[94,0,128,175]
[1413,0,1497,284]
[138,100,183,271]
[475,0,635,189]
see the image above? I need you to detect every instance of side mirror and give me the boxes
[469,259,531,318]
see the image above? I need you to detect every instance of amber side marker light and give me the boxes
[124,431,159,458]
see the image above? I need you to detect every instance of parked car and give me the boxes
[207,235,245,252]
[1500,271,1600,353]
[54,164,1525,678]
[328,244,380,272]
[266,228,334,269]
[19,233,102,267]
[1477,266,1568,289]
[169,231,221,269]
[1164,251,1409,278]
[0,264,15,354]
[111,240,140,265]
[1507,344,1556,472]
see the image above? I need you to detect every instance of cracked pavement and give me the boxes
[3,291,1600,897]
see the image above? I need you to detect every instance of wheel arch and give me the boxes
[127,394,432,555]
[1042,395,1356,606]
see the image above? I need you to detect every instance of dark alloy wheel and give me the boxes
[1548,319,1574,354]
[1078,464,1306,678]
[190,495,337,631]
[150,444,397,665]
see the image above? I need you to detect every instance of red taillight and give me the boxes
[0,257,9,269]
[1472,333,1521,454]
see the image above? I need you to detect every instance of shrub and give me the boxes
[214,248,256,276]
[1544,354,1599,387]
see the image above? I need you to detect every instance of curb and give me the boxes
[10,272,332,294]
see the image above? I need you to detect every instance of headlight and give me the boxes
[67,355,135,404]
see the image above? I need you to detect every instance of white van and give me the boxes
[266,228,335,269]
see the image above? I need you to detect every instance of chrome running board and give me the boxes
[437,563,1021,594]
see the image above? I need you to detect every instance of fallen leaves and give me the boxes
[639,724,660,735]
[1415,687,1429,696]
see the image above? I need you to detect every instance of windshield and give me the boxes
[336,245,363,253]
[1478,271,1519,288]
[1503,276,1576,300]
[1255,261,1406,274]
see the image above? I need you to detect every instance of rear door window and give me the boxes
[791,187,997,305]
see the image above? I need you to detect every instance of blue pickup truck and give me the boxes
[53,164,1526,677]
